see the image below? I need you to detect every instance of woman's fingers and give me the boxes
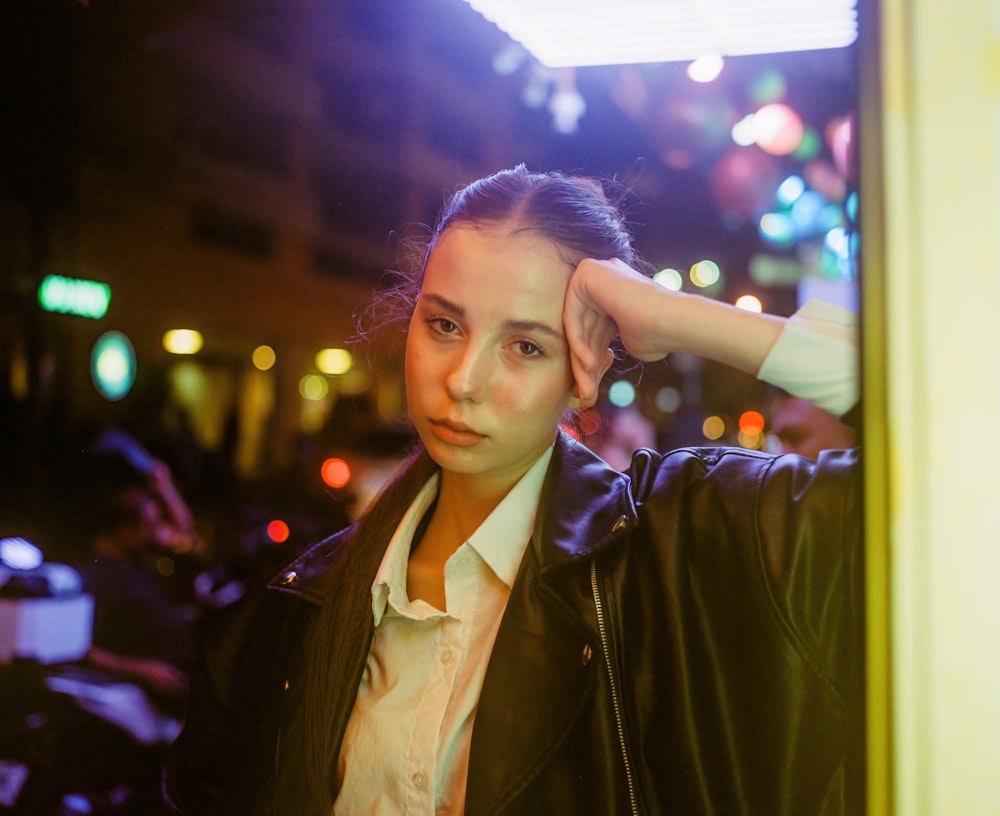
[564,275,617,407]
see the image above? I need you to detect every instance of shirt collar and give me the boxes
[467,445,553,589]
[370,445,554,625]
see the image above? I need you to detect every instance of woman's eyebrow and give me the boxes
[503,318,565,341]
[419,292,564,340]
[418,292,464,317]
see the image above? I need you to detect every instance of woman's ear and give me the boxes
[569,348,615,410]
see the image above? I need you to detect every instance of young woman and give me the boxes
[164,166,862,815]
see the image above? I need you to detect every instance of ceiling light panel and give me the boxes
[462,0,859,67]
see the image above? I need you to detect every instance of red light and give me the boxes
[739,410,766,432]
[267,519,290,543]
[321,457,351,489]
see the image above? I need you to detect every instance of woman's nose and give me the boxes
[445,343,489,403]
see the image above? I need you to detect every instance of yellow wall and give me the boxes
[866,0,1000,811]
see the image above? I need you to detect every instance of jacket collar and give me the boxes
[266,524,356,604]
[267,429,638,602]
[530,428,639,572]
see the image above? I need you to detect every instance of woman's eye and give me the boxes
[428,317,458,335]
[514,340,543,358]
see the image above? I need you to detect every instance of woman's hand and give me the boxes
[563,258,675,407]
[563,257,787,405]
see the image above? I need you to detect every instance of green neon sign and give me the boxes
[37,274,111,319]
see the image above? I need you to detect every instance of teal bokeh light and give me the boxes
[90,331,136,401]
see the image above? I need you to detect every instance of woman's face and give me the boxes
[405,224,584,491]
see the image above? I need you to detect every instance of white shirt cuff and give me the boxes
[757,299,859,417]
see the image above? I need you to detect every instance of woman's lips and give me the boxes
[429,419,487,447]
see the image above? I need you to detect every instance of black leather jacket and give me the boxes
[164,431,864,815]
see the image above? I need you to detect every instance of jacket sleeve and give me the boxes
[754,446,865,704]
[629,443,865,811]
[632,442,864,707]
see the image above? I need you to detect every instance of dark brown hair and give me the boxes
[357,164,645,345]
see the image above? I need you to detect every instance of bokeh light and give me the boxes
[776,175,806,205]
[753,103,804,156]
[792,127,822,161]
[827,113,856,181]
[749,69,787,105]
[653,268,684,291]
[608,379,636,408]
[818,203,846,232]
[790,190,827,234]
[825,226,849,255]
[253,345,276,371]
[267,519,290,543]
[0,537,44,570]
[321,457,352,489]
[492,43,525,76]
[655,386,681,413]
[739,410,766,432]
[163,329,204,355]
[735,294,763,313]
[315,347,353,375]
[549,87,587,134]
[731,114,756,146]
[759,212,795,246]
[299,374,329,401]
[702,415,725,441]
[690,259,721,288]
[738,427,765,449]
[845,191,859,223]
[687,53,724,83]
[91,331,136,401]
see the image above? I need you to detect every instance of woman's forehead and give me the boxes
[420,226,573,320]
[428,224,573,275]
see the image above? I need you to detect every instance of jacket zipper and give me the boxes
[591,556,641,816]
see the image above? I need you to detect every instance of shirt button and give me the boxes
[441,648,454,665]
[411,771,428,789]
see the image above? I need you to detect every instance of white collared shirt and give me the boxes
[333,446,554,816]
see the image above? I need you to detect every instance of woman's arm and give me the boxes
[563,257,857,414]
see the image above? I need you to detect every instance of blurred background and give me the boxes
[0,2,861,810]
[1,0,860,562]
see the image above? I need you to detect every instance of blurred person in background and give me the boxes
[75,431,197,717]
[770,391,857,459]
[165,166,862,816]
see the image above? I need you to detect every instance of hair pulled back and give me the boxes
[359,164,643,341]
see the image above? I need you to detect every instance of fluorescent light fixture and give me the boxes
[462,0,858,67]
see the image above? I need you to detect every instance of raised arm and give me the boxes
[563,257,858,415]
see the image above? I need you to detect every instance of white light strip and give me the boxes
[462,0,858,67]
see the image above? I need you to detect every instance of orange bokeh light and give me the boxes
[267,519,290,543]
[739,410,766,433]
[321,457,352,489]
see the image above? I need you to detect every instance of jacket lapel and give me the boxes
[465,432,637,814]
[465,542,600,815]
